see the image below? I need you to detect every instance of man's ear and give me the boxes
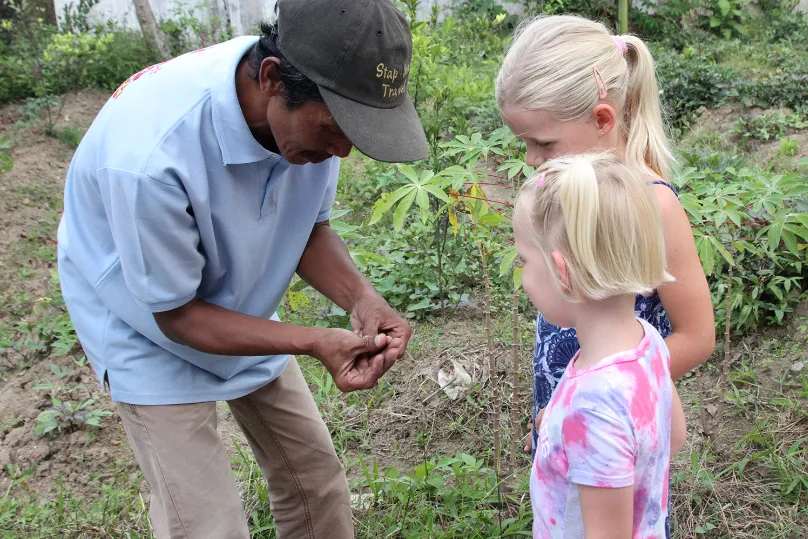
[259,57,284,97]
[551,251,572,294]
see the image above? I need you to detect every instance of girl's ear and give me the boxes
[551,251,572,294]
[592,103,618,134]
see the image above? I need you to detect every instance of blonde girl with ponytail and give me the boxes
[513,153,679,538]
[496,14,714,470]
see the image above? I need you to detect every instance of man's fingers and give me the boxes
[534,409,545,430]
[360,333,389,353]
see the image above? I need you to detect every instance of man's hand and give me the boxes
[524,409,546,454]
[312,329,393,392]
[350,292,412,370]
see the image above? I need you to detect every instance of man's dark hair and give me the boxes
[248,21,323,109]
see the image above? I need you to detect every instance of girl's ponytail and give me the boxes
[622,35,673,180]
[497,16,673,180]
[557,157,601,293]
[515,153,673,301]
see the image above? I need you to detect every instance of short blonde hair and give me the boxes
[496,14,673,180]
[514,153,674,301]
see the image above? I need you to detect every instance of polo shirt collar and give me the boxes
[212,37,278,166]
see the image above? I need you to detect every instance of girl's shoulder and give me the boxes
[644,168,679,198]
[650,179,677,196]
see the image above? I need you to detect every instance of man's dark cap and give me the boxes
[276,0,428,162]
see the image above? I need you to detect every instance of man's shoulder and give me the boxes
[84,38,258,172]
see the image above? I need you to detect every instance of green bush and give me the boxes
[0,53,38,103]
[82,31,155,90]
[655,50,739,131]
[160,1,233,57]
[732,110,808,145]
[673,151,808,332]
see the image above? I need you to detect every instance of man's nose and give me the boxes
[329,137,353,158]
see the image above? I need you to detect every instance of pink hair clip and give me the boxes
[592,66,608,100]
[612,35,628,56]
[534,171,547,187]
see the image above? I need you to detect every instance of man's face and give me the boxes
[265,99,353,165]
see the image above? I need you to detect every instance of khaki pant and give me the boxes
[116,359,354,539]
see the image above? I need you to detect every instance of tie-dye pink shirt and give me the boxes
[530,318,671,539]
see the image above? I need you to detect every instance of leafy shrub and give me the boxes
[355,454,531,536]
[655,50,738,131]
[42,32,115,94]
[160,2,233,57]
[631,0,699,46]
[732,111,808,145]
[674,151,808,332]
[743,61,808,112]
[0,53,39,103]
[518,0,616,25]
[702,0,750,39]
[35,398,112,436]
[60,0,100,34]
[82,31,155,90]
[407,13,505,165]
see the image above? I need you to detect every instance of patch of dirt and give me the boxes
[354,315,534,478]
[0,352,136,500]
[758,130,808,160]
[0,90,110,303]
[0,89,246,503]
[692,105,752,135]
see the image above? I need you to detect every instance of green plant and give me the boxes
[0,136,13,173]
[60,0,100,34]
[777,138,799,157]
[42,31,115,96]
[160,2,232,57]
[704,0,750,39]
[0,1,55,105]
[519,0,615,24]
[673,152,808,332]
[731,111,808,145]
[34,398,112,436]
[655,51,738,132]
[51,124,84,148]
[354,454,531,537]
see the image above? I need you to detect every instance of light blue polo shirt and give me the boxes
[56,37,339,405]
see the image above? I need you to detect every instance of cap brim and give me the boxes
[319,86,428,163]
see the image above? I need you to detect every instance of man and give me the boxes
[56,0,428,537]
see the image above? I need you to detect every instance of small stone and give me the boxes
[706,404,718,416]
[791,361,804,373]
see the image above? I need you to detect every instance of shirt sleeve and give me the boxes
[563,408,636,489]
[97,167,204,312]
[316,157,340,223]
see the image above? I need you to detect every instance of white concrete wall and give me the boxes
[53,0,228,32]
[51,0,468,36]
[52,0,808,37]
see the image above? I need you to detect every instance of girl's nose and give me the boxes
[525,148,544,168]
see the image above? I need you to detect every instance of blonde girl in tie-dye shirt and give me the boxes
[513,153,684,538]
